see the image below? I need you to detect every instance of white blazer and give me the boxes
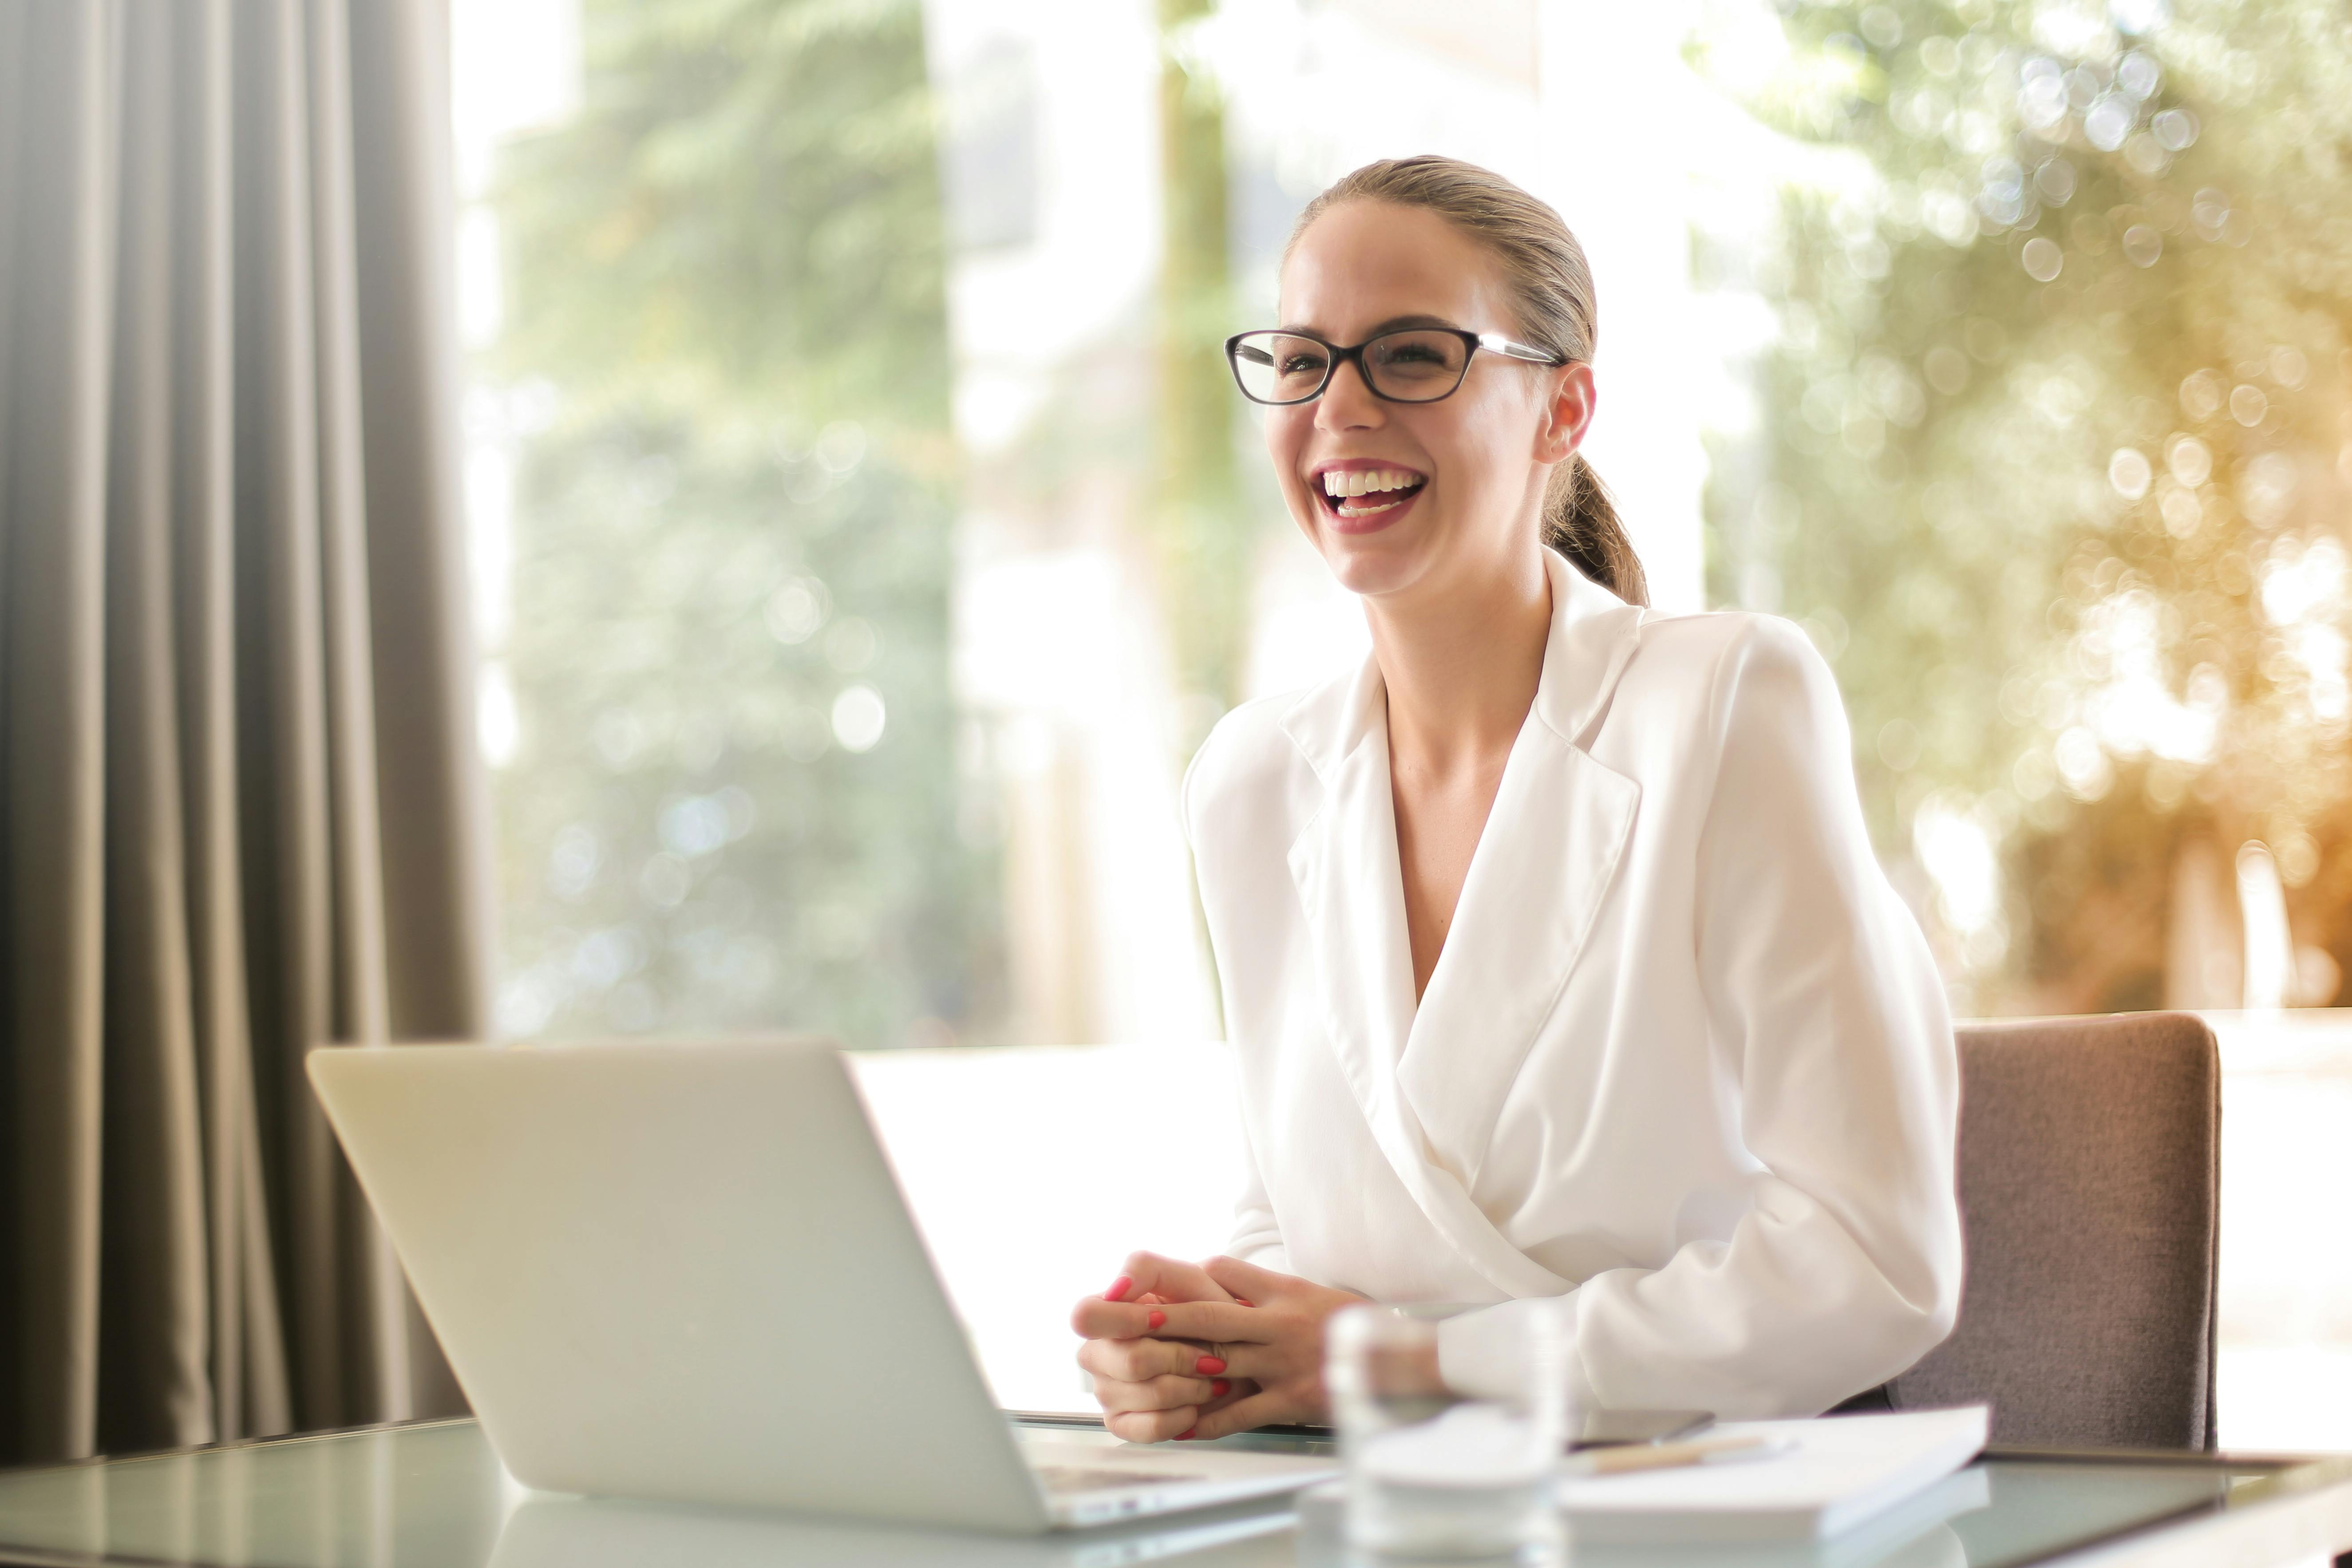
[1183,548,1962,1419]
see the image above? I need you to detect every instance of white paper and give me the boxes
[1557,1406,1990,1544]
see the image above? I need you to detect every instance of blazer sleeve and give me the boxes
[1183,718,1295,1273]
[1226,1115,1292,1270]
[1445,617,1963,1418]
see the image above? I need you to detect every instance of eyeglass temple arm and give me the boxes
[1478,332,1568,365]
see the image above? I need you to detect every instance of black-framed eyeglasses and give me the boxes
[1223,327,1566,406]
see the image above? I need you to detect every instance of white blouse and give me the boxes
[1183,547,1962,1419]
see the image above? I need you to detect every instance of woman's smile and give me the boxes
[1312,459,1429,533]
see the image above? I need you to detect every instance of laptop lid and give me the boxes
[308,1039,1052,1533]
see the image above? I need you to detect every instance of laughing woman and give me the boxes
[1069,156,1962,1442]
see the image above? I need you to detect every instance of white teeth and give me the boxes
[1322,468,1421,498]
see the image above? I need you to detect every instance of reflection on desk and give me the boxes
[0,1419,2344,1568]
[494,1490,1293,1568]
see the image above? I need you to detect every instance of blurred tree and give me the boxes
[484,0,1001,1044]
[1156,0,1256,735]
[496,0,952,430]
[1703,0,2352,1012]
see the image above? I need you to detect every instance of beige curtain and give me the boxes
[0,0,489,1465]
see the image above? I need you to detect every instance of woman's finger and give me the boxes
[1202,1255,1290,1303]
[1077,1334,1213,1383]
[1103,1252,1237,1307]
[1106,1404,1198,1444]
[1195,1375,1255,1418]
[1070,1296,1190,1340]
[1147,1299,1261,1345]
[1186,1385,1292,1442]
[1185,1341,1271,1383]
[1093,1372,1220,1414]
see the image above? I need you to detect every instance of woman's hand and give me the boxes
[1072,1253,1366,1441]
[1069,1252,1247,1443]
[1145,1256,1366,1438]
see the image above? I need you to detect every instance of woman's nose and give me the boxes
[1316,359,1384,430]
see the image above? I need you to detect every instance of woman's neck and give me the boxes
[1366,546,1553,771]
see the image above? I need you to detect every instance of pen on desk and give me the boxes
[1561,1434,1796,1478]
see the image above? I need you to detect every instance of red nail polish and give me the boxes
[1174,1427,1197,1441]
[1147,1310,1166,1330]
[1105,1276,1131,1303]
[1234,1297,1255,1308]
[1196,1355,1226,1375]
[1211,1379,1230,1398]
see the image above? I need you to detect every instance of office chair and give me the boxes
[1860,1012,2223,1450]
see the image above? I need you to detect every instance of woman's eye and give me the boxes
[1280,355,1327,375]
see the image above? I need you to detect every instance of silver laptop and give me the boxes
[307,1039,1333,1532]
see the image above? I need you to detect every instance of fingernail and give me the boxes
[1174,1427,1198,1441]
[1211,1379,1230,1397]
[1196,1355,1226,1375]
[1147,1310,1166,1330]
[1234,1298,1255,1308]
[1105,1276,1131,1303]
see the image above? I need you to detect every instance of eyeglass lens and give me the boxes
[1229,331,1472,404]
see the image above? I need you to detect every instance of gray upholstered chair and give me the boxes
[1878,1012,2222,1450]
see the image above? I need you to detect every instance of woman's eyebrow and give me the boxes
[1271,313,1465,337]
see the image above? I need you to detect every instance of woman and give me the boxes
[1070,157,1961,1443]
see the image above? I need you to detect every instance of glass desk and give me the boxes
[1,1418,2348,1568]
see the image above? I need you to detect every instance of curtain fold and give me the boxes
[0,0,486,1466]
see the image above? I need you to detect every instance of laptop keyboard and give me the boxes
[1034,1465,1206,1494]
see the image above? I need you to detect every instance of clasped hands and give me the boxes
[1067,1252,1365,1442]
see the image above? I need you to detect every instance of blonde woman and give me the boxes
[1069,156,1961,1442]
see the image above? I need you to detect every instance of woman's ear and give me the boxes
[1534,362,1597,464]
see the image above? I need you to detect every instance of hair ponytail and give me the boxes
[1543,453,1647,607]
[1289,156,1648,607]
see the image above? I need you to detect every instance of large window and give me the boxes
[452,0,2352,1032]
[450,0,2352,1450]
[457,0,992,1046]
[454,0,2352,1043]
[454,0,1726,1049]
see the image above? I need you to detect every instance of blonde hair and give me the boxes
[1287,156,1648,606]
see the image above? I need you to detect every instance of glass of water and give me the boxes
[1325,1304,1568,1562]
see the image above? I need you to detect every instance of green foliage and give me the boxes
[1706,0,2352,1009]
[487,0,997,1043]
[497,417,993,1042]
[494,0,950,432]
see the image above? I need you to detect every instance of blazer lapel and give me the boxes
[1399,549,1646,1192]
[1285,663,1559,1294]
[1395,735,1640,1191]
[1287,724,1572,1297]
[1281,657,1417,1111]
[1280,553,1645,1298]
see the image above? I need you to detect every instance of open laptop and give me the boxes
[307,1039,1334,1532]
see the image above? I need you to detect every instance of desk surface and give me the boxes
[0,1418,2348,1568]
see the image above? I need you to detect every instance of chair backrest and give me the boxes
[1887,1012,2221,1450]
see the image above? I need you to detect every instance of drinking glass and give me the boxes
[1324,1304,1568,1562]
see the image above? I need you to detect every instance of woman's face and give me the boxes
[1266,200,1592,604]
